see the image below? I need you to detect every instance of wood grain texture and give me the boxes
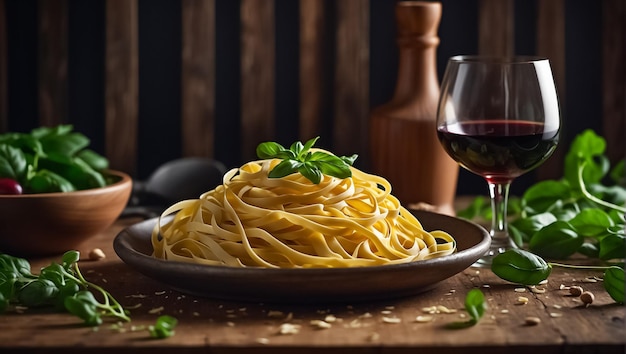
[105,0,139,176]
[0,0,6,132]
[0,214,624,353]
[241,0,275,162]
[299,0,326,141]
[602,0,626,164]
[333,0,369,158]
[181,0,215,158]
[536,0,566,180]
[38,0,68,127]
[478,0,513,57]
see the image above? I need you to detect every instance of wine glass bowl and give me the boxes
[436,56,560,266]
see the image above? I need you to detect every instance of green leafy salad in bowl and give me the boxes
[0,125,114,194]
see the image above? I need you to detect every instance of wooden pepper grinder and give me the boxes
[369,1,458,215]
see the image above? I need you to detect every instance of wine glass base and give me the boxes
[472,237,517,268]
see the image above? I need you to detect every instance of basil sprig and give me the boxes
[256,137,357,184]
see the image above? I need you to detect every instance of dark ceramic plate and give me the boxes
[114,210,490,304]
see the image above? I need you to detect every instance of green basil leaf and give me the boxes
[298,163,322,184]
[0,144,28,181]
[569,209,614,237]
[445,289,486,329]
[256,142,287,159]
[529,221,583,259]
[40,132,90,157]
[0,253,33,278]
[522,180,570,213]
[491,249,552,285]
[77,149,109,170]
[598,234,625,261]
[27,170,76,193]
[340,154,358,166]
[302,136,319,154]
[149,315,178,338]
[457,196,489,220]
[31,124,74,139]
[465,288,486,322]
[508,224,525,246]
[64,293,102,326]
[18,279,59,307]
[268,159,301,179]
[62,251,80,267]
[564,129,608,186]
[290,141,304,157]
[511,212,557,238]
[604,266,624,304]
[577,242,600,258]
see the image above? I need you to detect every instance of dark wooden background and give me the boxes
[0,0,624,196]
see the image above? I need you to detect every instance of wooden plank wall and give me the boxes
[0,0,623,186]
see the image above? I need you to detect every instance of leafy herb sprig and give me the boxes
[256,137,358,184]
[0,250,129,325]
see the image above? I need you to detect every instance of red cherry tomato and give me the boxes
[0,178,23,195]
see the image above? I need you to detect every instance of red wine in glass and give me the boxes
[437,120,559,184]
[436,56,561,266]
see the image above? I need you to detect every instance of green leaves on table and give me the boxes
[256,137,358,184]
[446,289,487,329]
[604,266,625,304]
[0,125,110,193]
[0,250,129,326]
[491,249,625,305]
[149,315,178,339]
[491,249,552,285]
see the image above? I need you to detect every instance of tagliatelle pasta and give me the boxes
[151,158,456,268]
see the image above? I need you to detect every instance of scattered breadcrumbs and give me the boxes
[414,315,433,323]
[310,320,332,329]
[382,316,402,324]
[256,338,270,344]
[148,306,164,314]
[278,323,301,335]
[524,317,541,326]
[530,286,546,294]
[324,314,338,323]
[360,312,373,319]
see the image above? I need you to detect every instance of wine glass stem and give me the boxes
[488,181,514,250]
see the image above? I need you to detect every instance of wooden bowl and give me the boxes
[0,170,132,257]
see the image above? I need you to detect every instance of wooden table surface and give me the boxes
[1,216,624,354]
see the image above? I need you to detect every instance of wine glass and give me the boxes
[436,56,560,266]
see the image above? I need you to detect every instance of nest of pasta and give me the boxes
[151,159,456,268]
